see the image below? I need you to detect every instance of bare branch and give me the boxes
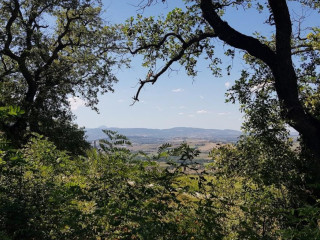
[135,0,167,10]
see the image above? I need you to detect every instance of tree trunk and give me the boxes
[199,0,320,162]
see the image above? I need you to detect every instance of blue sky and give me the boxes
[70,0,316,130]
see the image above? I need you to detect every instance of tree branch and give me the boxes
[268,0,293,60]
[200,0,276,68]
[132,32,217,102]
[128,32,186,54]
[0,57,15,81]
[2,0,20,61]
[35,9,82,77]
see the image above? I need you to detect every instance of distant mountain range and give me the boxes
[85,126,242,143]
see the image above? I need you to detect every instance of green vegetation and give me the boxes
[121,0,320,166]
[1,0,320,239]
[0,0,123,154]
[2,129,320,239]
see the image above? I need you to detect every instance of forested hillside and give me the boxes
[1,0,320,239]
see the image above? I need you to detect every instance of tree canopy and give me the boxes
[121,0,320,169]
[0,0,123,153]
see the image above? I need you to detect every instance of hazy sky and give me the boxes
[70,0,315,130]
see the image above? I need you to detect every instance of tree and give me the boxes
[0,0,122,153]
[121,0,320,175]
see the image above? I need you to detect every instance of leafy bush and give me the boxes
[1,130,320,239]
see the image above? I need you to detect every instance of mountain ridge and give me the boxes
[85,127,242,143]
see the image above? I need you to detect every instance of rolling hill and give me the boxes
[85,126,242,143]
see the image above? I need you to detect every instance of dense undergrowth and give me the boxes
[1,127,320,240]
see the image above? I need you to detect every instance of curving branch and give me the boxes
[131,32,217,102]
[137,0,243,10]
[2,0,20,61]
[199,0,320,160]
[35,11,82,77]
[128,32,186,54]
[200,0,276,68]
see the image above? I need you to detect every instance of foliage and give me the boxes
[0,106,25,164]
[118,3,320,237]
[120,0,320,161]
[208,135,320,239]
[0,131,223,239]
[1,128,320,239]
[1,1,320,239]
[99,129,132,154]
[0,0,124,154]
